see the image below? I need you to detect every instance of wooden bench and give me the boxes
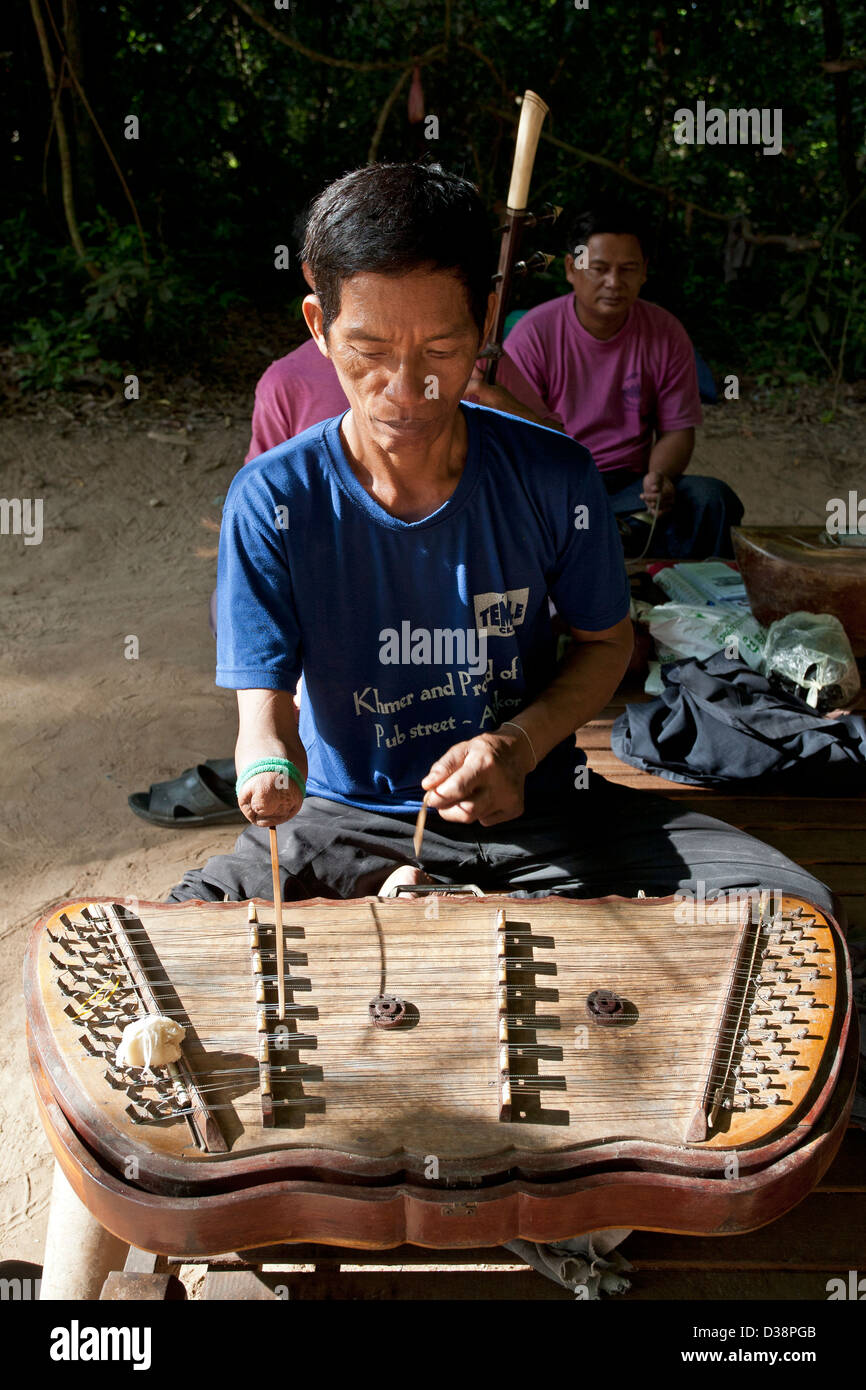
[584,683,866,943]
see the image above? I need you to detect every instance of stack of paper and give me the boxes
[654,562,748,607]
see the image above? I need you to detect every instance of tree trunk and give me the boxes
[820,0,865,239]
[62,0,96,206]
[28,0,100,277]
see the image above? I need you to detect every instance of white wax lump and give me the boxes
[115,1015,185,1070]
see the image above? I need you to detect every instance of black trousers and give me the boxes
[167,773,833,915]
[603,469,744,559]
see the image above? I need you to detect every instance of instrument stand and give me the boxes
[40,1160,130,1301]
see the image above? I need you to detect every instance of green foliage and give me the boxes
[3,208,247,387]
[14,312,109,392]
[4,0,865,384]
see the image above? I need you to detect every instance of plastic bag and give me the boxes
[762,611,861,712]
[642,603,767,671]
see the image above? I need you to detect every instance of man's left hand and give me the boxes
[640,470,677,515]
[421,729,534,826]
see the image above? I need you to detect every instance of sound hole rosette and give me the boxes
[369,994,406,1029]
[585,989,628,1026]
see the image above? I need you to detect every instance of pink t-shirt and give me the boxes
[504,293,703,474]
[245,337,559,462]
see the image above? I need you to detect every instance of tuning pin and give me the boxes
[125,1102,157,1124]
[524,203,563,228]
[513,251,557,277]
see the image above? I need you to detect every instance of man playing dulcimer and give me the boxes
[168,162,830,918]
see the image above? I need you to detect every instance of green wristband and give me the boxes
[235,758,306,799]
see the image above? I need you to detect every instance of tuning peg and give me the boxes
[523,203,564,228]
[514,251,557,277]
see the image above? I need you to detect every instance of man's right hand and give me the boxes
[640,469,676,516]
[238,770,304,828]
[235,688,308,828]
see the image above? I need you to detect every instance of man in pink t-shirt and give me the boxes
[505,203,742,557]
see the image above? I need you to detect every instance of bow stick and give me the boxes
[482,90,558,385]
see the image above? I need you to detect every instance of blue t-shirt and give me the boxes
[216,403,630,814]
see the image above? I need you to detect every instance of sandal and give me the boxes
[128,757,244,827]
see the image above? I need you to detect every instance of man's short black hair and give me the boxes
[302,162,493,338]
[564,202,650,261]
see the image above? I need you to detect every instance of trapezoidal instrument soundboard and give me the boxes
[25,890,857,1252]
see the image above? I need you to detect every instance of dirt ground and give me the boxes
[1,381,864,1267]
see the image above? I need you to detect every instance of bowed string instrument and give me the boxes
[481,89,562,384]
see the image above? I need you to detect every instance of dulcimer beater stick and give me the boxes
[413,791,429,863]
[269,826,286,1018]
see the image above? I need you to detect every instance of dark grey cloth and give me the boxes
[611,653,866,792]
[166,771,834,915]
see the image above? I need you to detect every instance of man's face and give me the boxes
[304,267,495,453]
[564,232,647,329]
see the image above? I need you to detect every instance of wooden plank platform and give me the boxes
[585,683,866,941]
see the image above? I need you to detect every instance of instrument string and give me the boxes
[52,905,831,1133]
